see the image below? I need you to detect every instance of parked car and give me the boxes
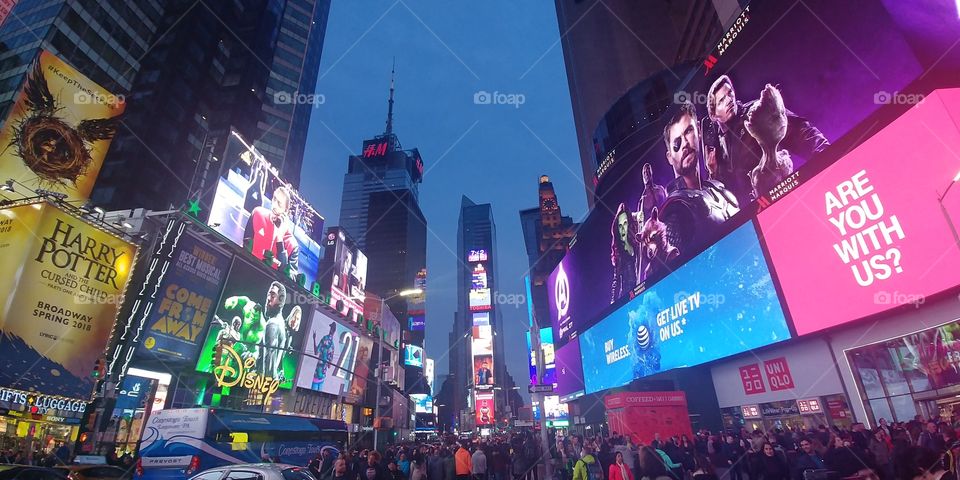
[0,465,70,480]
[55,465,129,480]
[188,464,317,480]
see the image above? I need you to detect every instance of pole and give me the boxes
[374,297,386,451]
[530,321,552,480]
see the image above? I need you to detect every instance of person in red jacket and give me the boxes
[608,451,634,480]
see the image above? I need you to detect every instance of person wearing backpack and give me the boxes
[573,444,604,480]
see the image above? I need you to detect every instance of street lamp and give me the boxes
[373,288,422,451]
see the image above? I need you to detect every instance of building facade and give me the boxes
[91,0,331,211]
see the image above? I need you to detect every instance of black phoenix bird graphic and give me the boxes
[7,59,119,188]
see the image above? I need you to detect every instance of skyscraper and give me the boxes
[90,0,331,211]
[519,176,577,330]
[338,68,428,393]
[0,1,164,114]
[553,0,731,204]
[452,196,520,430]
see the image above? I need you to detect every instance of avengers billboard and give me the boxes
[137,233,231,362]
[0,202,136,400]
[207,131,324,288]
[758,88,960,335]
[579,222,789,394]
[195,259,306,393]
[0,51,125,203]
[548,0,929,349]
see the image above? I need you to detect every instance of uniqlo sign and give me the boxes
[739,364,765,395]
[764,357,795,391]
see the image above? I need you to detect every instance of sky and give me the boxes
[298,0,589,400]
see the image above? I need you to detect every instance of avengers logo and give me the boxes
[555,264,569,319]
[213,344,280,400]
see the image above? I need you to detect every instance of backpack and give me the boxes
[580,458,603,480]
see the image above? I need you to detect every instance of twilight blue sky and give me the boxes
[298,0,589,397]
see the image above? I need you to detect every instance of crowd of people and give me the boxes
[307,432,544,480]
[309,417,960,480]
[552,417,960,480]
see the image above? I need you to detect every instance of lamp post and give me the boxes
[373,288,422,451]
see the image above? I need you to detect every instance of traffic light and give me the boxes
[91,359,105,378]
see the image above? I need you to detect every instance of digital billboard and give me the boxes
[346,334,374,404]
[0,202,136,399]
[195,259,305,392]
[526,327,556,386]
[320,227,367,323]
[0,51,125,203]
[137,234,231,362]
[208,131,324,287]
[579,222,790,394]
[297,309,363,397]
[469,262,491,312]
[548,0,928,349]
[404,344,424,368]
[412,393,433,413]
[472,324,494,389]
[468,249,488,262]
[408,315,425,331]
[758,88,960,335]
[424,358,435,394]
[556,338,585,402]
[472,312,490,326]
[475,391,495,426]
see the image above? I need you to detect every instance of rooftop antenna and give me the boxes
[385,58,395,136]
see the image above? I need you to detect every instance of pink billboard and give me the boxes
[758,88,960,335]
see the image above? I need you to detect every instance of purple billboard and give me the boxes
[555,338,585,403]
[549,0,930,348]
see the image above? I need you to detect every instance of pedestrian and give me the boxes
[607,451,633,480]
[636,447,671,480]
[399,453,411,479]
[332,459,357,480]
[456,443,473,480]
[691,455,717,480]
[572,444,603,480]
[751,443,788,480]
[722,434,746,480]
[472,446,488,480]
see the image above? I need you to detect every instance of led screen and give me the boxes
[412,393,433,413]
[408,315,425,331]
[472,312,490,326]
[208,131,324,287]
[404,344,424,368]
[469,289,491,311]
[195,259,305,390]
[543,395,569,427]
[468,249,488,262]
[321,227,367,323]
[425,358,435,394]
[555,338,585,402]
[758,88,960,335]
[472,324,494,389]
[526,327,556,386]
[579,222,790,394]
[475,391,495,426]
[296,309,364,396]
[548,0,928,349]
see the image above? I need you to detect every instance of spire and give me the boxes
[385,58,395,136]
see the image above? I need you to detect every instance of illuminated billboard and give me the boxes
[579,222,790,394]
[296,309,363,397]
[469,262,491,312]
[472,325,494,389]
[548,0,929,349]
[758,88,960,336]
[526,327,556,386]
[424,358,435,394]
[556,338,585,402]
[137,234,231,362]
[208,131,324,287]
[346,334,374,404]
[468,249,488,262]
[536,395,569,427]
[472,312,490,326]
[320,227,367,323]
[0,202,136,400]
[408,315,425,331]
[475,391,495,426]
[0,51,125,203]
[412,393,433,413]
[469,289,491,312]
[404,344,424,368]
[195,259,306,392]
